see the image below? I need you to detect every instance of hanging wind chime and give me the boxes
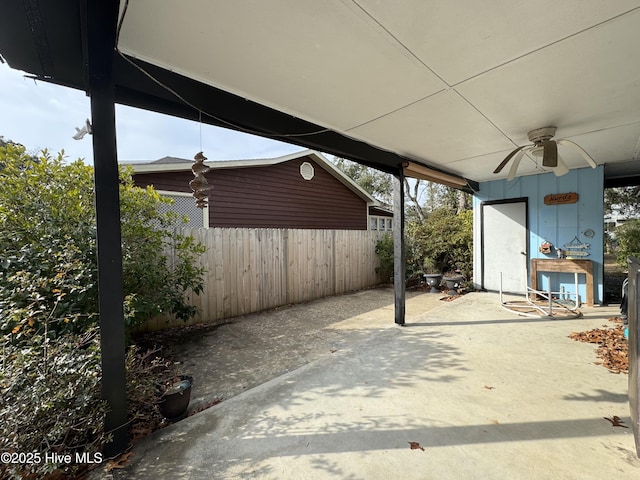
[190,151,213,208]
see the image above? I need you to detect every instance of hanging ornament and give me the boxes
[190,151,213,208]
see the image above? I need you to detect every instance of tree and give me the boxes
[331,156,471,222]
[605,186,640,218]
[0,143,205,339]
[330,156,392,205]
[404,178,427,223]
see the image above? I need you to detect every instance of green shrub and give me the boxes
[0,144,205,338]
[407,208,473,278]
[614,219,640,268]
[374,209,473,281]
[0,142,204,477]
[0,329,170,479]
[375,233,394,280]
[0,329,107,479]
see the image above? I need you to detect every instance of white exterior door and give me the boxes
[481,200,528,293]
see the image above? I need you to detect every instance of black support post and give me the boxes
[85,0,128,457]
[393,169,406,325]
[91,84,128,458]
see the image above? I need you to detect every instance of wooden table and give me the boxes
[530,259,594,307]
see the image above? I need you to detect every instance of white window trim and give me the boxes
[368,215,393,232]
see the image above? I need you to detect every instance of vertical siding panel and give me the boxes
[261,229,271,309]
[249,229,259,313]
[206,228,215,322]
[272,229,278,307]
[353,231,360,290]
[282,229,290,305]
[357,231,364,289]
[318,230,325,297]
[290,229,298,303]
[292,229,299,303]
[321,230,330,296]
[238,228,248,315]
[276,228,289,305]
[347,231,354,291]
[268,229,275,308]
[300,229,308,303]
[195,228,209,323]
[256,229,264,311]
[167,231,179,328]
[327,230,334,294]
[228,229,238,316]
[291,229,300,304]
[213,228,224,322]
[328,230,336,294]
[364,232,369,287]
[372,232,378,285]
[349,230,356,291]
[275,229,284,307]
[269,228,282,308]
[289,229,299,303]
[189,227,205,323]
[305,230,312,301]
[335,230,345,294]
[343,231,350,292]
[308,229,315,300]
[309,230,316,300]
[221,229,231,318]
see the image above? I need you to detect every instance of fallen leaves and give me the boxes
[568,317,628,374]
[440,294,462,302]
[106,451,134,471]
[604,416,629,428]
[408,441,425,451]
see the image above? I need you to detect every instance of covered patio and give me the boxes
[98,290,639,479]
[1,0,640,461]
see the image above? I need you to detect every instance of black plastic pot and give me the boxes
[443,275,464,295]
[424,274,443,293]
[157,375,193,419]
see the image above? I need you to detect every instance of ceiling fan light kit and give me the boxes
[495,126,597,180]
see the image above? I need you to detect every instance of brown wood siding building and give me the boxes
[133,154,371,229]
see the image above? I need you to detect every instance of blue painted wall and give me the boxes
[473,166,604,304]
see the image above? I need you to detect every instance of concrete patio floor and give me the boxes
[105,290,639,479]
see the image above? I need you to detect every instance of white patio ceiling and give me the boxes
[117,0,640,183]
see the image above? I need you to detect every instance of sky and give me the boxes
[0,62,304,164]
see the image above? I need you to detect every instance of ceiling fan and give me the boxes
[494,126,597,181]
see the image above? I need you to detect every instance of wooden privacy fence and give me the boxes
[142,228,386,330]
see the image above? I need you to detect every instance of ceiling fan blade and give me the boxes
[494,145,527,174]
[553,154,569,177]
[542,140,558,167]
[507,150,526,181]
[556,139,597,169]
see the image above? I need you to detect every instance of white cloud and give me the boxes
[0,63,303,164]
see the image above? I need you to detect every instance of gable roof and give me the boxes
[129,150,380,206]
